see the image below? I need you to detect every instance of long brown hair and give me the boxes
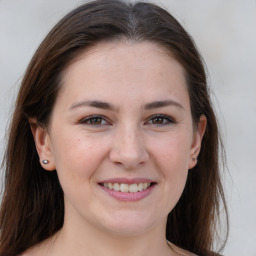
[0,1,228,255]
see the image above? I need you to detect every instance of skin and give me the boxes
[28,41,206,256]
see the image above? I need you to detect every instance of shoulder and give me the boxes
[167,241,223,256]
[18,237,53,256]
[167,241,198,256]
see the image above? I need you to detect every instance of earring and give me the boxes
[192,158,198,164]
[42,160,49,164]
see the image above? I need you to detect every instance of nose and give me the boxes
[109,125,149,169]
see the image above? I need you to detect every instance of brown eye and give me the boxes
[146,114,175,126]
[80,115,109,126]
[89,117,103,125]
[152,116,165,124]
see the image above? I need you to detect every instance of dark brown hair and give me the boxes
[0,1,228,255]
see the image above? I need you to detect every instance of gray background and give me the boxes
[0,0,255,255]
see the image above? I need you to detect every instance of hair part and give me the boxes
[0,1,228,255]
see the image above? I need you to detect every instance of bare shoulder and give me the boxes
[19,236,55,256]
[19,244,43,256]
[167,241,198,256]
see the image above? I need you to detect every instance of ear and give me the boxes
[189,115,207,169]
[29,118,56,171]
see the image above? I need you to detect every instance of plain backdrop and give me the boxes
[0,0,256,255]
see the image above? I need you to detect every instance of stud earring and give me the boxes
[42,160,49,164]
[192,158,198,165]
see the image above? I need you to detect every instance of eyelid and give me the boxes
[79,114,112,126]
[78,114,175,127]
[145,114,176,125]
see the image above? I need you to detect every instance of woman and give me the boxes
[0,0,228,255]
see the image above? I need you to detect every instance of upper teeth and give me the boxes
[103,182,151,193]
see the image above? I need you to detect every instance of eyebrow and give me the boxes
[69,100,116,111]
[69,99,184,111]
[144,100,184,110]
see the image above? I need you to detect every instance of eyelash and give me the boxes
[79,114,175,127]
[145,114,176,126]
[79,115,111,126]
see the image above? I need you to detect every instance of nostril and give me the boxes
[109,148,149,169]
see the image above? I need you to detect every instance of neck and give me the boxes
[50,214,172,256]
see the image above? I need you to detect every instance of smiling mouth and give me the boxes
[99,182,155,193]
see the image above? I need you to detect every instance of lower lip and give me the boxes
[99,184,156,201]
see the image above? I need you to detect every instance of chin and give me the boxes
[98,211,161,236]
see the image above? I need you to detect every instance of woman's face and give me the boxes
[35,41,205,236]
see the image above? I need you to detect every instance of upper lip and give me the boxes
[99,177,156,185]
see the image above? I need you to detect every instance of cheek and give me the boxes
[50,133,109,209]
[151,132,192,169]
[51,131,107,183]
[150,133,191,194]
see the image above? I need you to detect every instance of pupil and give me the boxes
[91,118,101,124]
[153,117,163,124]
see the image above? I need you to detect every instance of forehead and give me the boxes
[57,40,189,109]
[63,40,185,80]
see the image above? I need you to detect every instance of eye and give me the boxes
[79,115,110,126]
[145,114,175,125]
